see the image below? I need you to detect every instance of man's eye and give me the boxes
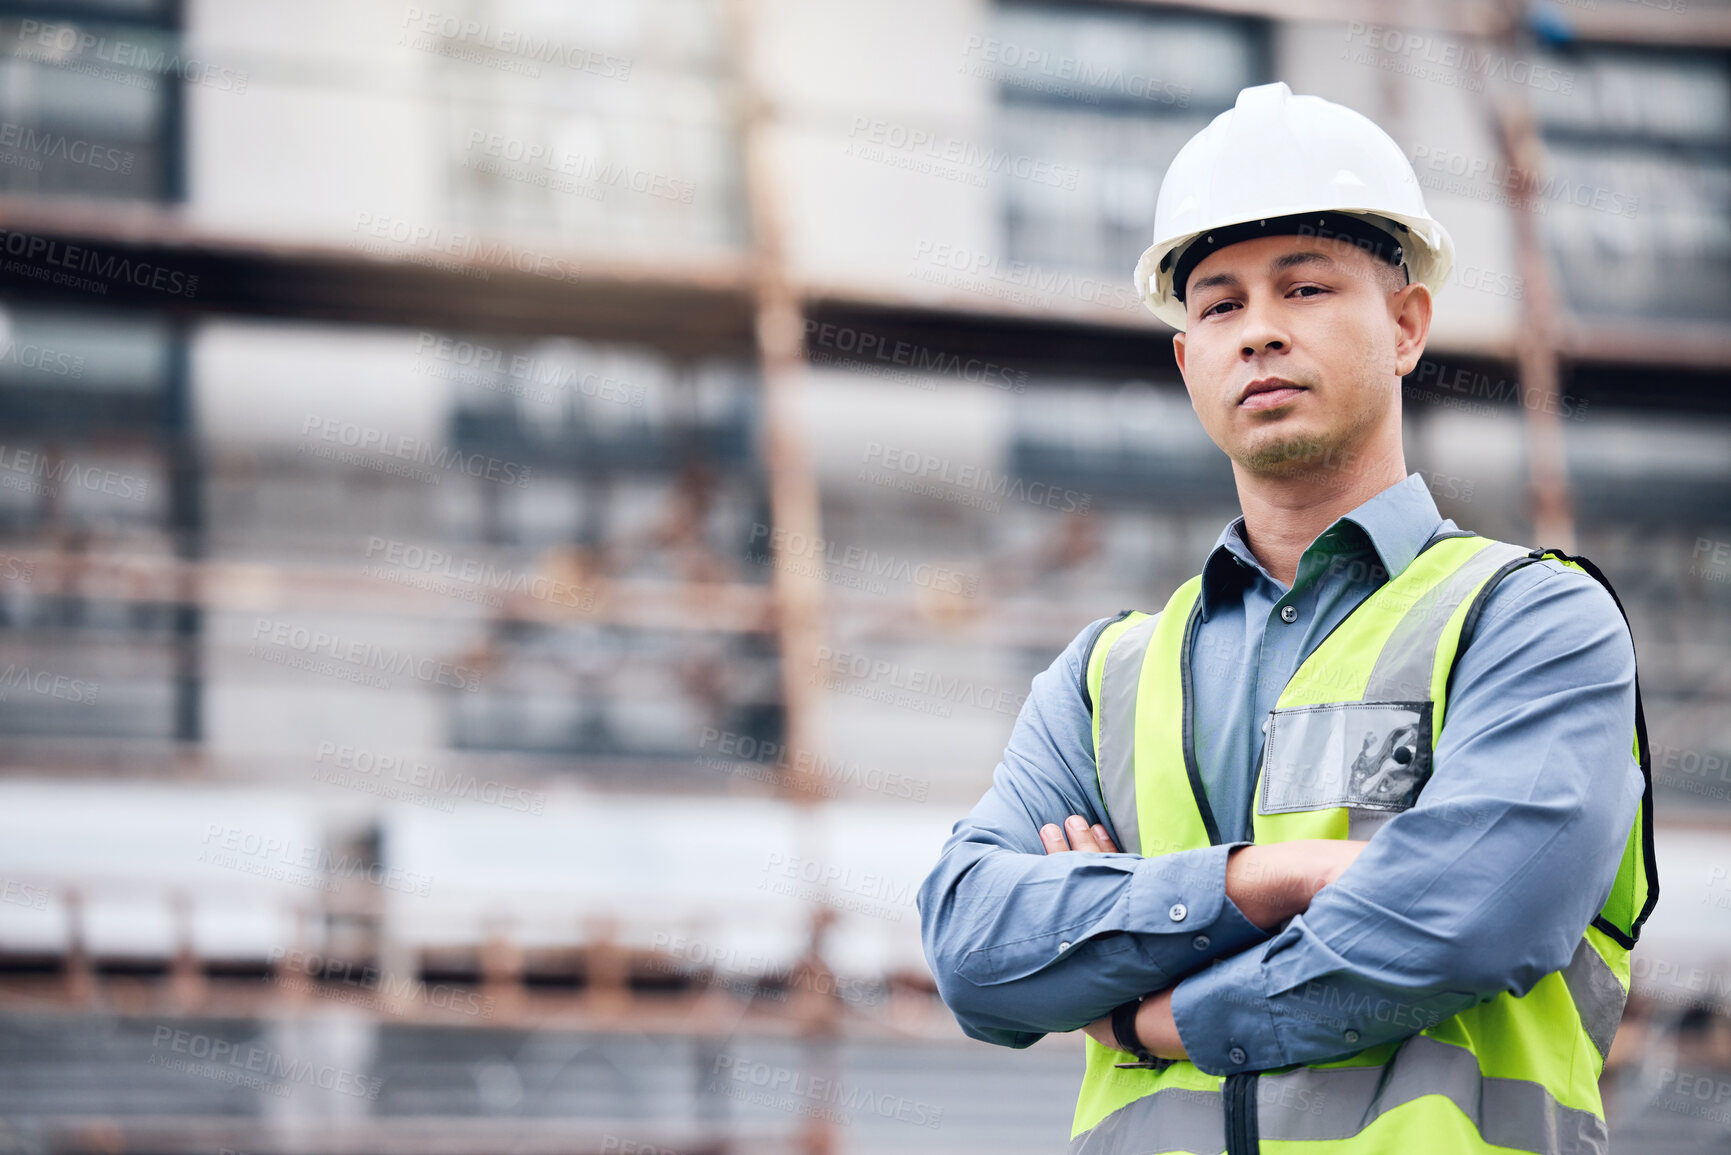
[1291,285,1325,298]
[1202,300,1237,317]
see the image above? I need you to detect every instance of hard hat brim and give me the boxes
[1136,208,1455,332]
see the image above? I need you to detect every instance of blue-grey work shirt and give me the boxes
[915,471,1644,1075]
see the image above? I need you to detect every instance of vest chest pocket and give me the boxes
[1259,700,1435,816]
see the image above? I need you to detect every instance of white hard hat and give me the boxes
[1133,81,1454,331]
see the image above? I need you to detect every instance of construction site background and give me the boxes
[0,1,1728,1152]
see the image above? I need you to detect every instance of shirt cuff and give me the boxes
[1170,938,1284,1074]
[1126,841,1269,979]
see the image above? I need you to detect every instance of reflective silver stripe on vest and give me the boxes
[1347,808,1395,839]
[1098,613,1162,856]
[1068,1085,1224,1155]
[1361,541,1530,702]
[1562,937,1627,1061]
[1256,1034,1607,1154]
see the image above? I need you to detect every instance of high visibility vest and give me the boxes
[1070,533,1657,1155]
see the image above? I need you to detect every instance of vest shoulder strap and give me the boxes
[1454,546,1658,948]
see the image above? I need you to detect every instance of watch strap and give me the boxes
[1110,996,1174,1070]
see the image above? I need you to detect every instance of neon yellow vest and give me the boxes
[1070,534,1656,1155]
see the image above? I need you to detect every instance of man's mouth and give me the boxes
[1239,378,1306,410]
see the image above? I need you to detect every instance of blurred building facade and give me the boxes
[0,0,1728,1152]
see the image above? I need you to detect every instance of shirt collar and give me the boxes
[1199,472,1452,619]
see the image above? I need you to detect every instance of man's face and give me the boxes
[1170,233,1431,481]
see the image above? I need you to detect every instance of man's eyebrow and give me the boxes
[1190,249,1338,296]
[1271,250,1336,274]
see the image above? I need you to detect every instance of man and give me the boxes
[915,82,1655,1154]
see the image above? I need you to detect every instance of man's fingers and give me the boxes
[1042,816,1120,855]
[1065,815,1103,852]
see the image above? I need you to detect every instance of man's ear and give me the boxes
[1173,332,1194,406]
[1391,282,1433,378]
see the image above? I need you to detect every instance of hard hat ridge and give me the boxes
[1133,81,1453,330]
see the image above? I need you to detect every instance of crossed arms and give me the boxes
[914,561,1644,1074]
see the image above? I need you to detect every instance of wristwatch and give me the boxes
[1111,995,1175,1070]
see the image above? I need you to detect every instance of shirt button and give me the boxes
[1280,604,1298,624]
[1058,942,1071,953]
[1344,1029,1360,1044]
[1192,934,1211,951]
[1168,903,1188,922]
[1228,1046,1248,1065]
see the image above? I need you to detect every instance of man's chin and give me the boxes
[1236,433,1341,478]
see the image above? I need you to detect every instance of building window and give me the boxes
[435,0,745,258]
[0,0,182,200]
[991,2,1266,279]
[1530,44,1731,322]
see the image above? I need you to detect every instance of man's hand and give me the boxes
[1041,815,1185,1058]
[1040,816,1371,1061]
[1225,839,1369,932]
[1039,814,1120,854]
[1080,988,1185,1059]
[1036,816,1368,933]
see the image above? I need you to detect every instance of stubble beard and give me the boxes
[1236,427,1338,478]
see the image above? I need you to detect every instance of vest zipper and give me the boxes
[1224,1071,1260,1155]
[1218,531,1471,1154]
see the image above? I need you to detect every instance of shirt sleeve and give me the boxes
[1170,559,1646,1074]
[916,616,1272,1049]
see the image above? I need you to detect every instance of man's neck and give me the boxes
[1233,450,1408,588]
